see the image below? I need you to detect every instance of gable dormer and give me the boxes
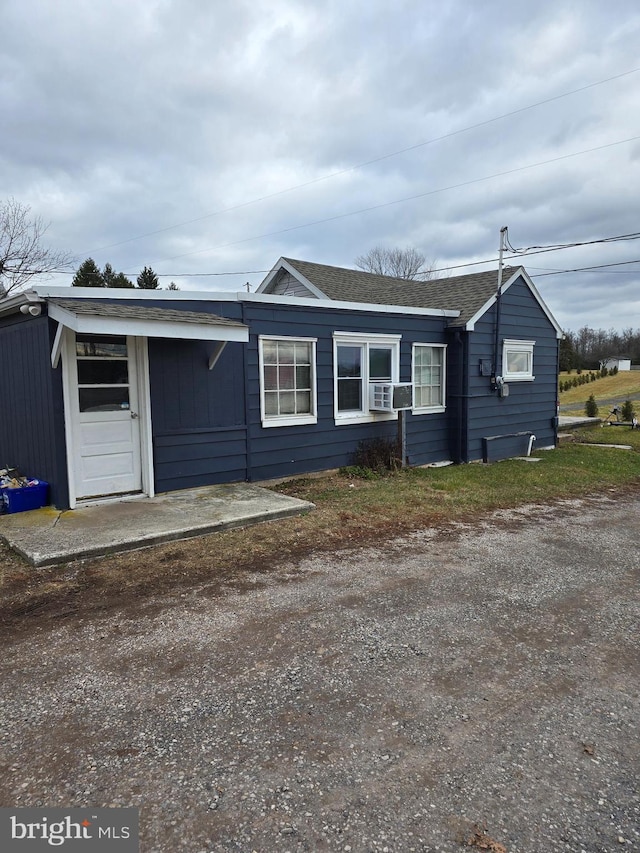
[258,258,328,299]
[267,267,318,297]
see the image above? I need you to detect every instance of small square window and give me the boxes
[502,340,535,381]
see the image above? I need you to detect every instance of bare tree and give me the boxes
[0,198,74,296]
[354,246,435,280]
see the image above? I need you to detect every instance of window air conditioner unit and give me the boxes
[369,383,413,412]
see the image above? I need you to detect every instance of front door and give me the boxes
[69,333,143,500]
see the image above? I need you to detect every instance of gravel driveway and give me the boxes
[1,493,639,852]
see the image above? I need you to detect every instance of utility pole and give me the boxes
[492,226,508,391]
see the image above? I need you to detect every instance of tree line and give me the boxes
[71,258,178,290]
[560,327,640,371]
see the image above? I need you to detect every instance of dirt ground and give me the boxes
[0,493,638,852]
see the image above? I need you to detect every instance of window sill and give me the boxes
[503,375,535,382]
[261,415,317,428]
[334,411,397,426]
[412,405,446,415]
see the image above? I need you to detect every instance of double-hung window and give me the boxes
[259,336,317,427]
[412,344,446,413]
[502,339,535,381]
[333,333,400,424]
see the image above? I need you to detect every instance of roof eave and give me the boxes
[47,302,249,342]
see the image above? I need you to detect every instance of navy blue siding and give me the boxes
[464,276,559,461]
[0,315,68,507]
[148,336,247,493]
[242,303,450,480]
[18,281,559,499]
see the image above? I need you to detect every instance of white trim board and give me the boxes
[464,267,563,338]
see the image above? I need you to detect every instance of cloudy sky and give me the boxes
[3,0,640,330]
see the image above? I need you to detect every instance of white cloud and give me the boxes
[1,0,639,330]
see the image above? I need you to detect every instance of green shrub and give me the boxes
[585,394,599,417]
[339,465,379,480]
[612,365,619,375]
[621,400,635,421]
[601,366,608,377]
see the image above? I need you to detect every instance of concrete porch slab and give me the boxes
[0,483,315,567]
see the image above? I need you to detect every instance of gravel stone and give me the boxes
[0,492,638,852]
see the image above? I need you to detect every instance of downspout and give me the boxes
[462,331,470,462]
[241,300,253,482]
[454,330,464,464]
[491,226,508,393]
[554,335,562,445]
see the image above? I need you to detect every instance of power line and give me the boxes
[36,228,640,280]
[79,66,640,257]
[428,235,640,275]
[529,258,640,276]
[148,136,640,265]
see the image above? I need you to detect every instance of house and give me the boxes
[0,260,562,510]
[600,356,631,372]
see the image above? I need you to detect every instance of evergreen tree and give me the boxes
[72,258,104,287]
[102,263,117,287]
[166,281,180,291]
[137,266,160,289]
[559,335,577,372]
[111,272,134,288]
[585,394,599,417]
[621,400,635,422]
[102,263,133,288]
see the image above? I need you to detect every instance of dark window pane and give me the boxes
[279,365,295,390]
[338,379,362,411]
[264,365,277,390]
[337,346,361,378]
[76,335,127,357]
[77,360,128,385]
[369,347,391,380]
[79,387,130,412]
[296,365,311,389]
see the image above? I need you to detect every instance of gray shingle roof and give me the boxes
[280,258,522,327]
[49,299,246,328]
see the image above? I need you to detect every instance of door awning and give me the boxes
[48,299,249,342]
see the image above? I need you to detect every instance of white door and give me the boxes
[69,333,143,500]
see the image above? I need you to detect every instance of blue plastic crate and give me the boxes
[1,480,49,514]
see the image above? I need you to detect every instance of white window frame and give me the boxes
[258,335,318,427]
[412,343,447,414]
[502,339,535,382]
[333,332,401,425]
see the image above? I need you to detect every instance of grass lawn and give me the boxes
[567,423,640,450]
[559,371,640,418]
[2,437,640,629]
